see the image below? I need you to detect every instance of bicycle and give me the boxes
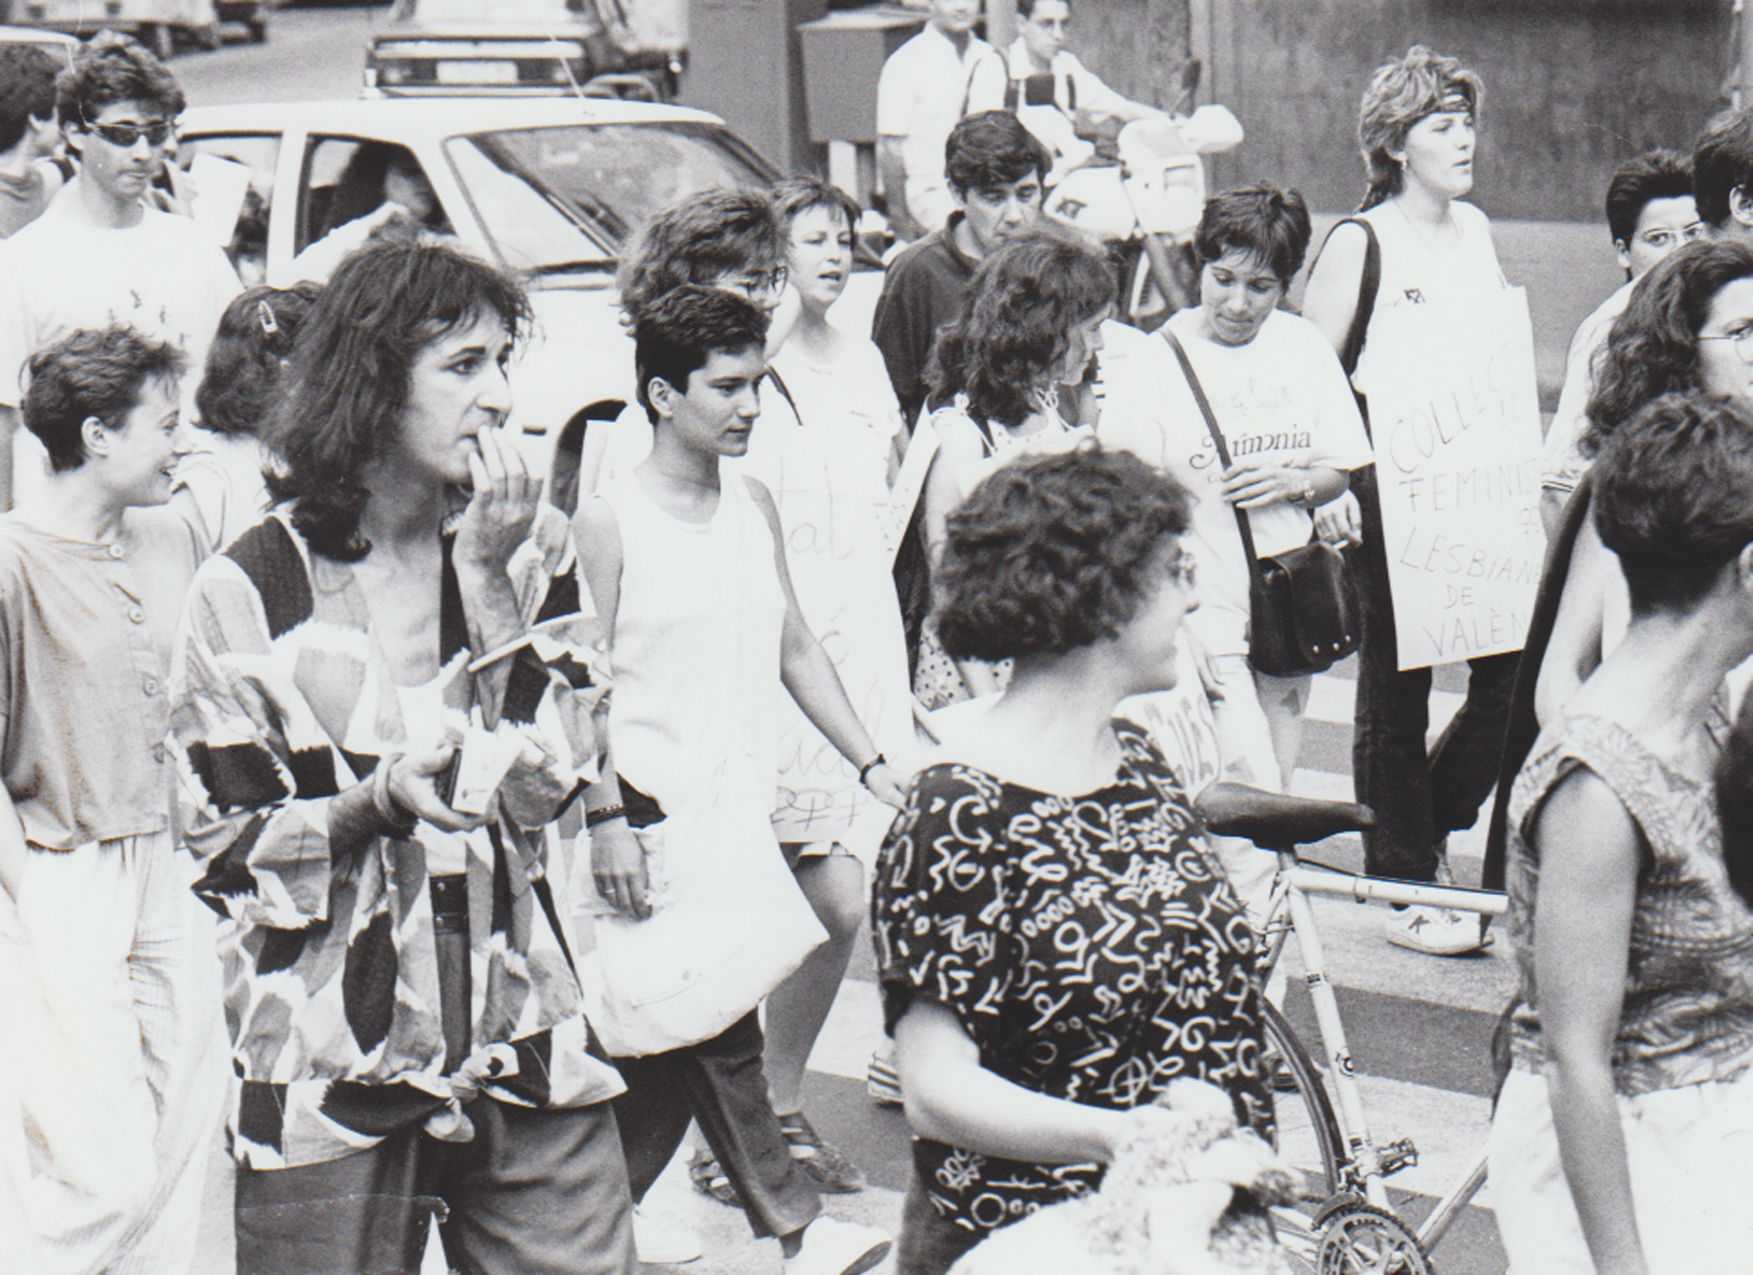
[1195,783,1510,1274]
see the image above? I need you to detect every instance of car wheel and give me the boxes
[247,16,268,43]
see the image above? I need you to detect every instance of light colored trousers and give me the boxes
[1206,655,1312,1007]
[0,833,225,1274]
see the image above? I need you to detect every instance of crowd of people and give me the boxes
[3,11,1753,1275]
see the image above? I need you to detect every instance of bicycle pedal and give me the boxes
[1378,1137,1419,1177]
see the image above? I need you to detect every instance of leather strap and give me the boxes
[1162,328,1263,575]
[1329,216,1381,381]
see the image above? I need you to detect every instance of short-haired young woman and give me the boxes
[172,242,637,1274]
[874,445,1272,1274]
[1101,183,1369,968]
[1492,390,1753,1273]
[902,225,1113,708]
[0,325,211,1270]
[1302,45,1515,956]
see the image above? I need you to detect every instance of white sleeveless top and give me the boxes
[599,470,785,818]
[1352,198,1507,394]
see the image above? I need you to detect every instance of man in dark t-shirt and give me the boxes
[872,111,1050,429]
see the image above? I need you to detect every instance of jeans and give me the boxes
[896,1175,983,1275]
[1351,469,1519,882]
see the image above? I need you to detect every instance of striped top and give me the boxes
[1506,714,1753,1095]
[170,506,622,1170]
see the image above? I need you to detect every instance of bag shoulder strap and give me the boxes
[1161,328,1261,571]
[764,367,802,425]
[1327,216,1380,378]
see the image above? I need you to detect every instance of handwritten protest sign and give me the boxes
[1356,286,1545,670]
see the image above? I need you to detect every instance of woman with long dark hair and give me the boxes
[1492,390,1753,1272]
[898,225,1113,709]
[173,240,638,1273]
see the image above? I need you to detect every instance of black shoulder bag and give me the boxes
[1162,330,1358,677]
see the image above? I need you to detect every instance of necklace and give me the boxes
[1027,382,1061,418]
[1394,198,1459,255]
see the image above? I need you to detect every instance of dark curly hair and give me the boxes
[195,284,321,439]
[935,444,1193,661]
[633,284,768,425]
[1605,148,1693,247]
[265,240,530,562]
[1581,238,1753,458]
[1194,184,1313,286]
[616,187,782,323]
[1593,389,1753,617]
[0,44,60,154]
[927,228,1113,425]
[24,325,184,474]
[55,30,184,132]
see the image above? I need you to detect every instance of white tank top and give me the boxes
[599,470,786,818]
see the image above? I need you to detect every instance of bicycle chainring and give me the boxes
[1314,1202,1435,1274]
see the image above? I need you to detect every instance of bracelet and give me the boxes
[585,803,627,829]
[857,754,887,786]
[372,755,417,838]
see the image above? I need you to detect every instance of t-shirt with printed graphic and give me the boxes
[872,722,1271,1237]
[1099,310,1371,657]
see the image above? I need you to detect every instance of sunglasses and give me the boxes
[81,117,175,149]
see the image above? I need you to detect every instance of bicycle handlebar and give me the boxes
[1194,781,1375,850]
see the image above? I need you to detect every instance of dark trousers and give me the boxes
[895,1175,983,1275]
[612,1009,823,1240]
[233,874,638,1275]
[1351,471,1519,882]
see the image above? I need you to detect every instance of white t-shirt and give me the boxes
[876,24,1003,231]
[1540,278,1632,496]
[1098,311,1372,656]
[996,39,1131,177]
[0,199,241,503]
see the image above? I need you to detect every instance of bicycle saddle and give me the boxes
[1193,782,1375,850]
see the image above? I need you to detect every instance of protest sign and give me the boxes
[1357,286,1546,670]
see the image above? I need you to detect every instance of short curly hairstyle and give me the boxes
[1581,237,1753,457]
[23,325,184,474]
[1194,184,1312,286]
[616,187,783,323]
[0,44,61,154]
[55,30,184,133]
[1356,45,1482,211]
[935,445,1193,662]
[927,227,1113,424]
[1593,389,1753,617]
[195,284,321,439]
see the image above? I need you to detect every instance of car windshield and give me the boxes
[445,121,774,276]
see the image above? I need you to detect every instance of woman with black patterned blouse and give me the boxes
[871,445,1272,1274]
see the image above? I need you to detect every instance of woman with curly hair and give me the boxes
[1302,44,1517,956]
[173,240,639,1273]
[1492,389,1753,1273]
[170,282,320,551]
[898,225,1112,709]
[873,444,1272,1274]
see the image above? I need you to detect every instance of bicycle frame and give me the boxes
[1264,853,1508,1250]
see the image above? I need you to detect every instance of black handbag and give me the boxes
[1162,330,1358,677]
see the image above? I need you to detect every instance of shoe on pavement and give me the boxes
[779,1111,867,1193]
[1385,904,1487,956]
[783,1217,892,1275]
[633,1206,702,1265]
[866,1048,902,1107]
[688,1147,743,1208]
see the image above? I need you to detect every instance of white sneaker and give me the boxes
[633,1205,703,1265]
[783,1216,892,1275]
[1385,904,1486,956]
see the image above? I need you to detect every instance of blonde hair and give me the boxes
[1356,45,1483,210]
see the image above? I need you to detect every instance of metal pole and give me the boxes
[985,0,1014,51]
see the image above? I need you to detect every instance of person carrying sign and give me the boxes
[1303,46,1542,957]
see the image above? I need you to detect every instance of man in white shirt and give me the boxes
[0,32,240,510]
[1537,149,1702,534]
[995,0,1163,183]
[875,0,1003,241]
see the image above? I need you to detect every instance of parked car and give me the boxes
[365,0,679,100]
[0,21,78,60]
[6,0,237,55]
[175,97,881,476]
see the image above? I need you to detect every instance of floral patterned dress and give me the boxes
[871,723,1271,1240]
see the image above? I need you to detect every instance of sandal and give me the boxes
[687,1147,743,1208]
[778,1111,866,1193]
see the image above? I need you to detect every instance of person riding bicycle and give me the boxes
[994,0,1165,185]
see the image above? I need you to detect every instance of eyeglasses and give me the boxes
[1636,223,1705,251]
[1699,326,1753,363]
[80,116,175,149]
[727,265,788,298]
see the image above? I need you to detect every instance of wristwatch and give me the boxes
[1291,477,1318,507]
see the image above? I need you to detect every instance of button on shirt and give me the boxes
[0,509,206,848]
[877,24,1004,231]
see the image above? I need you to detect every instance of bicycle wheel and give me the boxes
[1262,999,1346,1261]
